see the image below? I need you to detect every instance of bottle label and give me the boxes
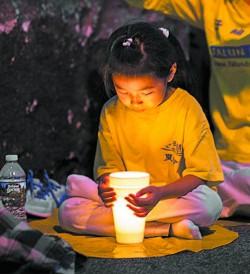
[0,179,26,220]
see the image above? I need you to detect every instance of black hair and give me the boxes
[103,21,195,98]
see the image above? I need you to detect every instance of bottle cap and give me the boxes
[5,155,18,161]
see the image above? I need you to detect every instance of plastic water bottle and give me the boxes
[0,154,27,220]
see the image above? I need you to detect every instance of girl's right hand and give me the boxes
[97,175,116,207]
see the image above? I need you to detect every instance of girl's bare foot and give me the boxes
[170,219,202,240]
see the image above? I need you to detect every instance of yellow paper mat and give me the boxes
[29,210,238,258]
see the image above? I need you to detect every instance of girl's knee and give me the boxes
[66,174,77,184]
[67,174,93,185]
[66,174,101,202]
[194,185,223,226]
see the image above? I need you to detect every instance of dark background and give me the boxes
[0,0,210,184]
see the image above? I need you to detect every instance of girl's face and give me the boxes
[112,74,169,112]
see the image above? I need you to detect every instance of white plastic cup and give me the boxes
[109,171,150,244]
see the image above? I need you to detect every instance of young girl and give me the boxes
[59,22,223,240]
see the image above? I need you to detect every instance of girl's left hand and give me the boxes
[125,186,162,217]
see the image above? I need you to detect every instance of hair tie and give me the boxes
[159,27,170,38]
[122,37,133,47]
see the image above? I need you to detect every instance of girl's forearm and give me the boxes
[159,175,205,199]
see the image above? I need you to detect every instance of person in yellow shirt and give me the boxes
[126,0,250,218]
[59,22,223,239]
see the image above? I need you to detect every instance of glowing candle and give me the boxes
[110,171,150,244]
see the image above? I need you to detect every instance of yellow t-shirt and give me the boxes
[94,88,223,186]
[127,0,250,163]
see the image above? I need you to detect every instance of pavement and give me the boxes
[75,217,250,274]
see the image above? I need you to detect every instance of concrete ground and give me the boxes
[75,217,250,274]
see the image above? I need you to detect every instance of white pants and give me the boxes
[217,160,250,218]
[58,175,222,236]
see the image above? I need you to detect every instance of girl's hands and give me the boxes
[97,175,162,215]
[125,186,162,217]
[97,175,116,207]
